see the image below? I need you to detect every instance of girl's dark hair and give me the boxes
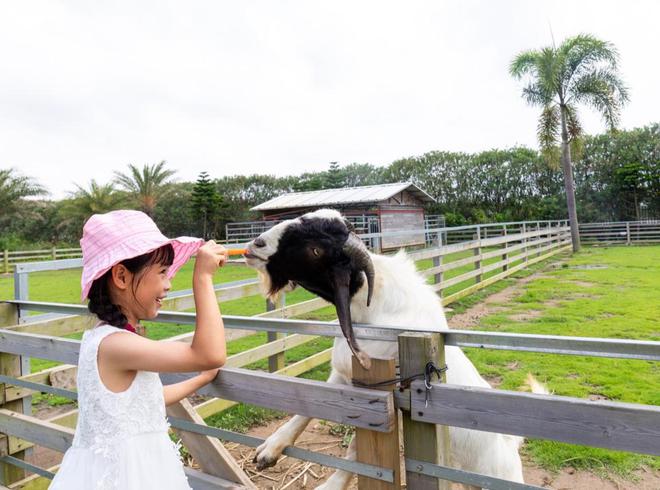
[88,244,175,329]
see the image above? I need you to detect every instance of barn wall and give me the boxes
[379,208,426,249]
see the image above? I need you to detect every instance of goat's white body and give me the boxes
[332,252,525,484]
[253,249,527,488]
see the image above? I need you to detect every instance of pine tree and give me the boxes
[326,161,343,189]
[191,171,221,239]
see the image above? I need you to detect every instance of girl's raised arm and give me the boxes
[100,241,228,373]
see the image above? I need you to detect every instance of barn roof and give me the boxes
[251,182,435,212]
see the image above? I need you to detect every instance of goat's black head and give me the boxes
[245,209,374,369]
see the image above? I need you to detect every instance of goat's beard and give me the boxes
[256,270,274,300]
[257,270,296,303]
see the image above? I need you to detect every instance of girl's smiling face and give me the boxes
[109,261,172,326]
[131,263,172,321]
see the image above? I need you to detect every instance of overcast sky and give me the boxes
[1,0,658,199]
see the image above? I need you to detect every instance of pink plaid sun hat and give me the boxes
[80,210,204,300]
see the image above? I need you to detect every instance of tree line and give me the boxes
[1,123,657,250]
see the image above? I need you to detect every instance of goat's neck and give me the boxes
[349,253,420,322]
[349,251,449,331]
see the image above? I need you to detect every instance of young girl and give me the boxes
[50,210,228,490]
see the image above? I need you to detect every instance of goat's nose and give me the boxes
[253,238,266,248]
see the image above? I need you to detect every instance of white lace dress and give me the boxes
[50,324,191,490]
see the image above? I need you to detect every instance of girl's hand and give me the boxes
[194,240,227,277]
[199,367,220,384]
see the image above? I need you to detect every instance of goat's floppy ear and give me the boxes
[331,265,371,370]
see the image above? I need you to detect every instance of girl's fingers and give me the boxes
[216,246,228,266]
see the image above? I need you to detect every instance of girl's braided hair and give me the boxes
[87,244,175,329]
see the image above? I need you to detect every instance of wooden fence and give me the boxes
[3,221,659,488]
[2,249,82,274]
[0,304,658,489]
[2,219,566,273]
[579,220,660,245]
[4,218,658,274]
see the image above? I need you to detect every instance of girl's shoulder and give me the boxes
[82,323,132,346]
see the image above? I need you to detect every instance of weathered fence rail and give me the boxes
[0,314,658,489]
[403,381,660,455]
[5,305,660,361]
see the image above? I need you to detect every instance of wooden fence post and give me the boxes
[432,235,443,297]
[353,357,401,490]
[3,251,8,274]
[266,294,286,372]
[536,221,542,257]
[0,302,26,486]
[12,268,31,414]
[51,247,57,261]
[626,222,631,245]
[473,226,482,284]
[399,332,451,490]
[13,268,28,325]
[166,399,255,488]
[556,221,562,248]
[522,223,528,263]
[502,224,509,272]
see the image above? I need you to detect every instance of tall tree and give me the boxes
[59,180,127,234]
[191,172,222,239]
[325,161,343,188]
[153,182,195,237]
[510,34,628,252]
[0,168,46,214]
[113,161,177,217]
[340,163,386,187]
[0,169,48,246]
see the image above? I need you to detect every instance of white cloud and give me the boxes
[1,0,658,198]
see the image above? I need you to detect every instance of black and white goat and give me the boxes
[245,209,542,489]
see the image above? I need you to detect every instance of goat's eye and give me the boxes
[312,247,320,257]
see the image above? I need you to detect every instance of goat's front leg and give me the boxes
[314,433,356,490]
[253,413,311,470]
[253,368,349,470]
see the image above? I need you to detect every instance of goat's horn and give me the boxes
[332,266,372,371]
[342,233,375,307]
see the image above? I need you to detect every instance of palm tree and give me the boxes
[113,161,177,217]
[59,180,127,230]
[510,34,628,252]
[0,168,46,212]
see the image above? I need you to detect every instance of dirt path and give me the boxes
[446,268,552,329]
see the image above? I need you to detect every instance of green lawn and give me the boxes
[452,245,660,477]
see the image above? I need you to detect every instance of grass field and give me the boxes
[1,244,658,478]
[457,245,660,477]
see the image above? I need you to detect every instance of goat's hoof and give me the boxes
[254,455,279,471]
[253,441,282,470]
